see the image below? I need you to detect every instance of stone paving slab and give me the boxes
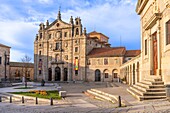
[1,82,170,112]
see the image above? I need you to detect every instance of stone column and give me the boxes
[149,32,154,75]
[157,22,161,76]
[52,66,55,81]
[61,65,64,81]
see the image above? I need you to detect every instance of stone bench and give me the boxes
[59,91,67,98]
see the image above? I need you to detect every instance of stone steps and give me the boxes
[129,86,144,96]
[85,89,129,106]
[146,88,165,92]
[86,89,116,104]
[127,88,141,100]
[127,78,166,101]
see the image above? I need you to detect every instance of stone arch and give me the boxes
[55,67,61,81]
[103,69,109,79]
[95,69,101,81]
[112,69,118,78]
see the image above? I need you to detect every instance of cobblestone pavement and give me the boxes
[1,99,170,113]
[1,82,170,113]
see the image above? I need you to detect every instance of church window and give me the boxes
[115,59,118,64]
[145,39,147,55]
[60,32,62,38]
[75,47,78,52]
[104,59,108,65]
[39,70,42,75]
[166,20,170,45]
[40,33,42,39]
[39,51,41,55]
[49,34,51,39]
[55,43,60,50]
[64,32,67,37]
[76,21,78,25]
[76,28,79,35]
[105,73,108,78]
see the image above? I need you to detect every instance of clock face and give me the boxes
[56,23,60,27]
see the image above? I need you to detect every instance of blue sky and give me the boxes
[0,0,140,62]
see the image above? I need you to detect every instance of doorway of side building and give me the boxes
[55,67,61,81]
[64,68,68,81]
[48,68,52,81]
[153,32,158,75]
[103,69,109,82]
[112,69,118,82]
[95,69,101,81]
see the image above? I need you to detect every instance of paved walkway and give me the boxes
[96,82,140,105]
[0,82,170,112]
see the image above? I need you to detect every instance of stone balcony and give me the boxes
[143,3,162,30]
[51,60,64,65]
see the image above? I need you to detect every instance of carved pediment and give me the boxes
[46,19,72,30]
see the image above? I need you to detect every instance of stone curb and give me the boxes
[88,89,130,106]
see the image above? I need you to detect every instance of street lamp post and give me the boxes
[4,51,9,81]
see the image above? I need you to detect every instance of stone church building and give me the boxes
[34,10,140,82]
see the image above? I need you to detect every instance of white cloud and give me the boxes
[0,0,140,62]
[61,1,140,44]
[10,49,26,62]
[10,49,33,62]
[23,0,53,4]
[38,0,53,4]
[0,21,38,48]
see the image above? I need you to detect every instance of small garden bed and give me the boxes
[11,90,61,99]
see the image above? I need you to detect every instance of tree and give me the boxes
[21,55,32,88]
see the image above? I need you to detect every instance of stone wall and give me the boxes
[0,45,10,82]
[87,57,123,82]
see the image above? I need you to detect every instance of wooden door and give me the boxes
[153,33,158,75]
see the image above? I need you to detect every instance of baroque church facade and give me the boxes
[34,10,140,82]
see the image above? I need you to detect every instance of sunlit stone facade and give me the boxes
[34,10,139,82]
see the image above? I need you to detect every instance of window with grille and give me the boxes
[64,32,67,37]
[105,73,108,78]
[75,47,78,52]
[56,43,60,50]
[166,20,170,45]
[104,59,108,65]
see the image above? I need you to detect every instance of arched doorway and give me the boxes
[55,67,61,81]
[103,69,109,82]
[48,68,52,81]
[64,68,68,81]
[95,69,101,81]
[112,69,118,82]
